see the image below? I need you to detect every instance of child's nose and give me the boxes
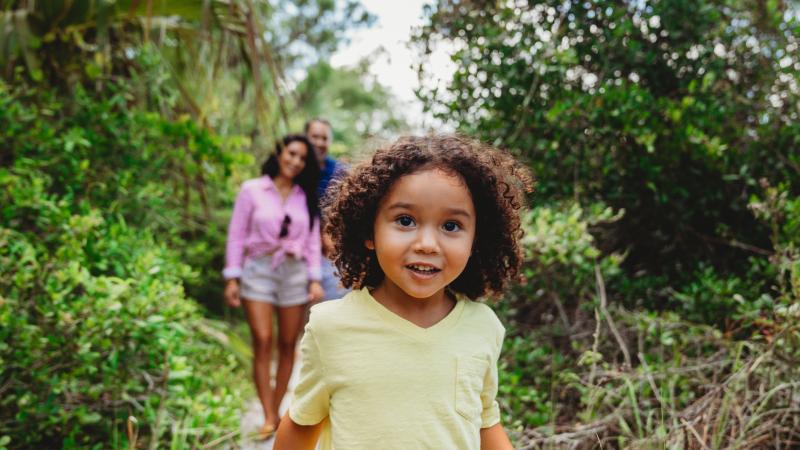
[413,227,440,254]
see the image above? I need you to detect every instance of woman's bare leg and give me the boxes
[273,303,307,416]
[242,299,279,427]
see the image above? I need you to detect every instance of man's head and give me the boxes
[305,118,333,163]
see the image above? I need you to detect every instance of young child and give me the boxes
[274,135,532,450]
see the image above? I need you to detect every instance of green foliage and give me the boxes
[418,13,800,443]
[495,202,624,428]
[497,335,557,429]
[416,0,800,316]
[2,71,250,308]
[415,0,800,445]
[520,203,623,297]
[671,261,777,331]
[293,60,409,155]
[501,202,623,333]
[494,197,800,447]
[0,79,248,448]
[494,185,800,449]
[0,0,375,148]
[0,222,243,448]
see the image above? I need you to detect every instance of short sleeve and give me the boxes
[289,326,330,425]
[479,318,506,428]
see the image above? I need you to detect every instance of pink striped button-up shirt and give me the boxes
[223,176,321,281]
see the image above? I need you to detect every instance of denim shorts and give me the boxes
[240,254,309,307]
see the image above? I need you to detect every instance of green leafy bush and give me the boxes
[670,261,776,332]
[496,202,623,428]
[416,0,800,323]
[501,202,623,331]
[0,80,248,448]
[495,199,800,447]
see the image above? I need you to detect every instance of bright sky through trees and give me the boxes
[331,0,454,130]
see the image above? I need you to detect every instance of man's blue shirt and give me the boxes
[317,155,346,202]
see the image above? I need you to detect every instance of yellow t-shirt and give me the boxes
[289,288,505,450]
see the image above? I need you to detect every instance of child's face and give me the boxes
[367,168,476,301]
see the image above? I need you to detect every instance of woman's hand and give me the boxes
[224,279,241,308]
[307,281,325,304]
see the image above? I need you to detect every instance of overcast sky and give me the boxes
[330,0,454,130]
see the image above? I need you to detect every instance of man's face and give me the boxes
[306,121,332,160]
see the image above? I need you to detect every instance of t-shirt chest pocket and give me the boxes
[455,355,488,424]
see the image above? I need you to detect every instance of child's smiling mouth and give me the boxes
[405,263,442,277]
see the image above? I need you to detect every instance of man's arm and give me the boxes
[273,414,324,450]
[480,423,514,450]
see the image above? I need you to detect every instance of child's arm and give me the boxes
[279,322,329,448]
[273,414,324,450]
[480,423,514,450]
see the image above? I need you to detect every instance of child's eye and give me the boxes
[396,216,415,227]
[442,221,461,232]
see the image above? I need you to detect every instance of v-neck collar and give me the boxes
[356,288,465,340]
[260,175,299,194]
[261,175,300,205]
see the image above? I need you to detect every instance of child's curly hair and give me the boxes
[324,134,533,299]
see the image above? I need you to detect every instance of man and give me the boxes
[305,118,350,300]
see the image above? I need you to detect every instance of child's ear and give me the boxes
[364,239,375,250]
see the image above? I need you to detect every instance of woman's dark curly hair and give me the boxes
[324,134,533,299]
[262,134,320,228]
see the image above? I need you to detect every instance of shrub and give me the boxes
[0,79,248,448]
[416,0,800,324]
[495,183,800,449]
[496,202,624,429]
[671,261,777,333]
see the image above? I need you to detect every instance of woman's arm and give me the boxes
[273,415,324,450]
[223,184,253,280]
[480,423,514,450]
[302,216,324,301]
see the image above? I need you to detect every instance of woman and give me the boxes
[223,134,325,439]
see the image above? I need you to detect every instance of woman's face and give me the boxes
[277,140,308,181]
